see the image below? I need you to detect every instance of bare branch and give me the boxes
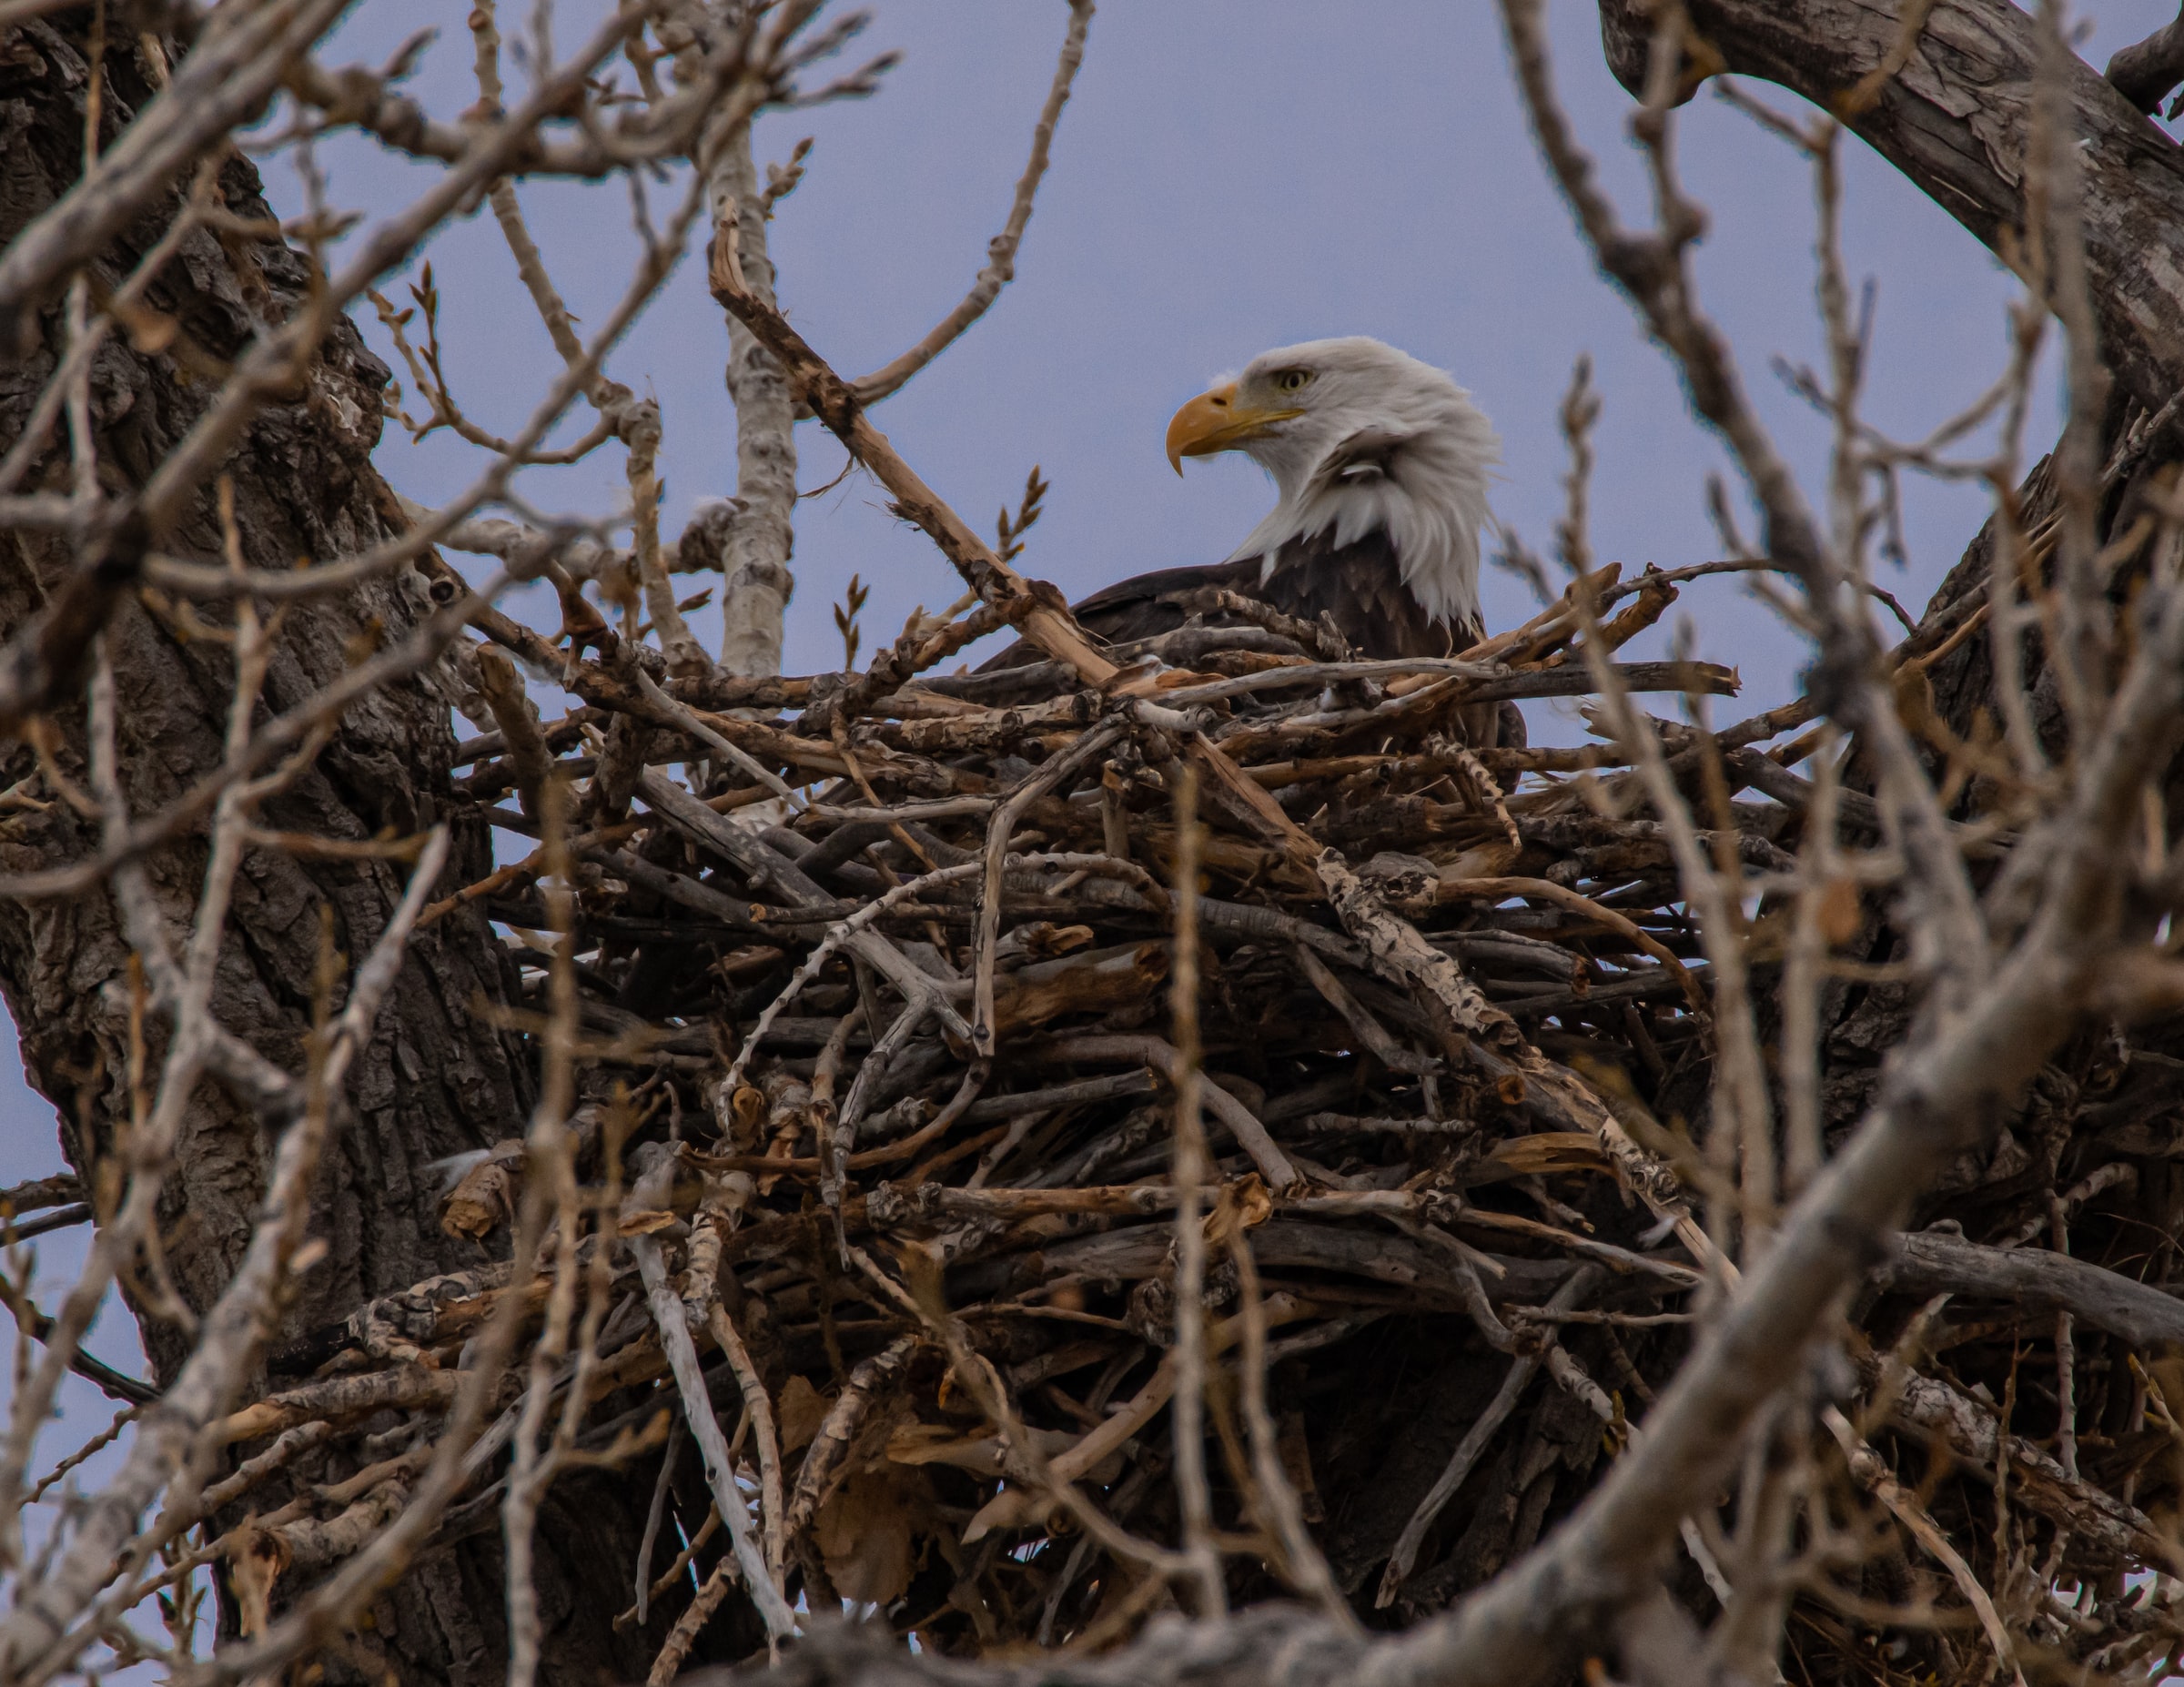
[847,0,1094,406]
[2105,3,2184,113]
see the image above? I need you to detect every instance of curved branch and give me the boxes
[1595,0,2184,410]
[2105,4,2184,114]
[848,0,1094,407]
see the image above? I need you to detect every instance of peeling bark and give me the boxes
[1596,0,2184,410]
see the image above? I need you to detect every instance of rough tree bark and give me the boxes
[1596,0,2184,412]
[0,16,745,1683]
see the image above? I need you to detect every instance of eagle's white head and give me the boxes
[1165,336,1500,631]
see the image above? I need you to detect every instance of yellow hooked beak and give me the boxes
[1164,382,1304,475]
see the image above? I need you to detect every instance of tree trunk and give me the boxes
[0,15,740,1682]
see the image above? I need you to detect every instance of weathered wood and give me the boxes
[1878,1228,2184,1348]
[1595,0,2184,410]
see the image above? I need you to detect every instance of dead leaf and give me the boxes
[1015,922,1095,961]
[1817,877,1862,947]
[440,1160,513,1240]
[2148,1354,2184,1426]
[226,1517,290,1638]
[1426,839,1522,881]
[617,1208,679,1237]
[777,1374,830,1456]
[885,1421,1095,1479]
[113,299,177,355]
[814,1463,931,1605]
[886,1422,1006,1474]
[1893,662,1943,747]
[1482,1132,1611,1179]
[1204,1173,1272,1248]
[726,1084,765,1149]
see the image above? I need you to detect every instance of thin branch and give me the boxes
[847,0,1094,405]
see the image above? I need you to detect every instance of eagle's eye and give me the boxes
[1272,369,1314,395]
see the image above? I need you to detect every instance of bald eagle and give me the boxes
[1067,337,1501,661]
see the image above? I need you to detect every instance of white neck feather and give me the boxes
[1223,362,1500,631]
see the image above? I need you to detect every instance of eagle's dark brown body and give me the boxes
[977,528,1521,742]
[1058,528,1481,661]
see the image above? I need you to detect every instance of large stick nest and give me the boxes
[187,556,2184,1682]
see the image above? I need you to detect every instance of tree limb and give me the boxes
[1878,1227,2184,1349]
[2104,4,2184,114]
[1593,0,2184,411]
[847,0,1095,406]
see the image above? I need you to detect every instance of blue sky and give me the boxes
[6,0,2179,1621]
[308,0,2159,692]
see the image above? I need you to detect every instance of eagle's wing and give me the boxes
[1067,558,1264,639]
[966,532,1522,743]
[975,559,1261,671]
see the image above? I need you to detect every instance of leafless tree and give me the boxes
[6,2,2184,1685]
